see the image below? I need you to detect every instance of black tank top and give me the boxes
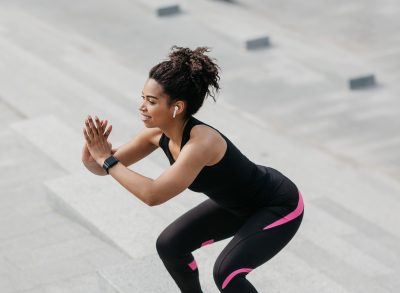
[159,116,290,217]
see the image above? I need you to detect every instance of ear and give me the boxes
[173,100,186,116]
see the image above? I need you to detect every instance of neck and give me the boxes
[160,117,190,147]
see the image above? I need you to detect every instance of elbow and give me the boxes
[146,193,164,207]
[146,195,156,207]
[142,183,177,207]
[143,189,159,207]
[146,197,163,207]
[147,200,158,207]
[145,191,168,207]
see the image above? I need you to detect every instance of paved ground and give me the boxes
[0,0,399,292]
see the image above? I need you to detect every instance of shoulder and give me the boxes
[187,123,227,165]
[190,124,223,145]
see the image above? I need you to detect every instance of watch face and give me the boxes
[106,156,118,165]
[103,156,118,173]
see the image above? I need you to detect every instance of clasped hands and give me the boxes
[83,115,113,166]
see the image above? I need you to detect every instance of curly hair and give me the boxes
[149,46,220,119]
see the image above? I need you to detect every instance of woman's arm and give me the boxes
[112,127,161,167]
[107,134,215,206]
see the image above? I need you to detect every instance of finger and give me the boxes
[94,116,102,131]
[101,120,108,135]
[85,119,94,138]
[83,127,91,144]
[88,115,99,136]
[99,120,106,136]
[104,125,112,139]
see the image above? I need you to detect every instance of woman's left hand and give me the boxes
[83,115,112,166]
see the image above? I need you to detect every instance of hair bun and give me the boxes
[169,46,212,74]
[149,46,220,119]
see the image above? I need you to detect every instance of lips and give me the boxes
[140,113,151,121]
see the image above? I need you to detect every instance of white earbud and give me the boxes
[173,106,179,118]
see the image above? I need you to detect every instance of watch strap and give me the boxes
[102,156,119,174]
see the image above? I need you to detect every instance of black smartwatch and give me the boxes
[102,155,119,174]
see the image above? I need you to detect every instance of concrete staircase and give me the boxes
[1,0,400,292]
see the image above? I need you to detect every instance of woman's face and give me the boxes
[139,78,174,128]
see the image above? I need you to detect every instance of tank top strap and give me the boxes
[158,133,169,155]
[158,132,176,164]
[180,116,204,149]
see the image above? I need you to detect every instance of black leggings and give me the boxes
[156,189,304,292]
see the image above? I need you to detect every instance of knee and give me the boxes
[213,261,229,290]
[156,228,182,259]
[213,263,223,290]
[213,261,253,291]
[156,231,172,259]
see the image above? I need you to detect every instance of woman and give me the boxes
[82,46,304,293]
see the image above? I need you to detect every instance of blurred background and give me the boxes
[0,0,399,292]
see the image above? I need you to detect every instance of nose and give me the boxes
[138,100,147,111]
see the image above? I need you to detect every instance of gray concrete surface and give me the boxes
[0,0,399,292]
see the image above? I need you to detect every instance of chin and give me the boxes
[142,121,157,128]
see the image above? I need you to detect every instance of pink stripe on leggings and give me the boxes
[188,260,197,271]
[263,190,304,230]
[222,268,253,289]
[201,239,215,247]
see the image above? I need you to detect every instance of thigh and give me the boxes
[157,199,247,256]
[214,195,304,289]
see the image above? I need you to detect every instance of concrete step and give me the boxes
[20,273,104,293]
[135,0,182,17]
[97,254,179,293]
[182,0,271,51]
[10,115,85,174]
